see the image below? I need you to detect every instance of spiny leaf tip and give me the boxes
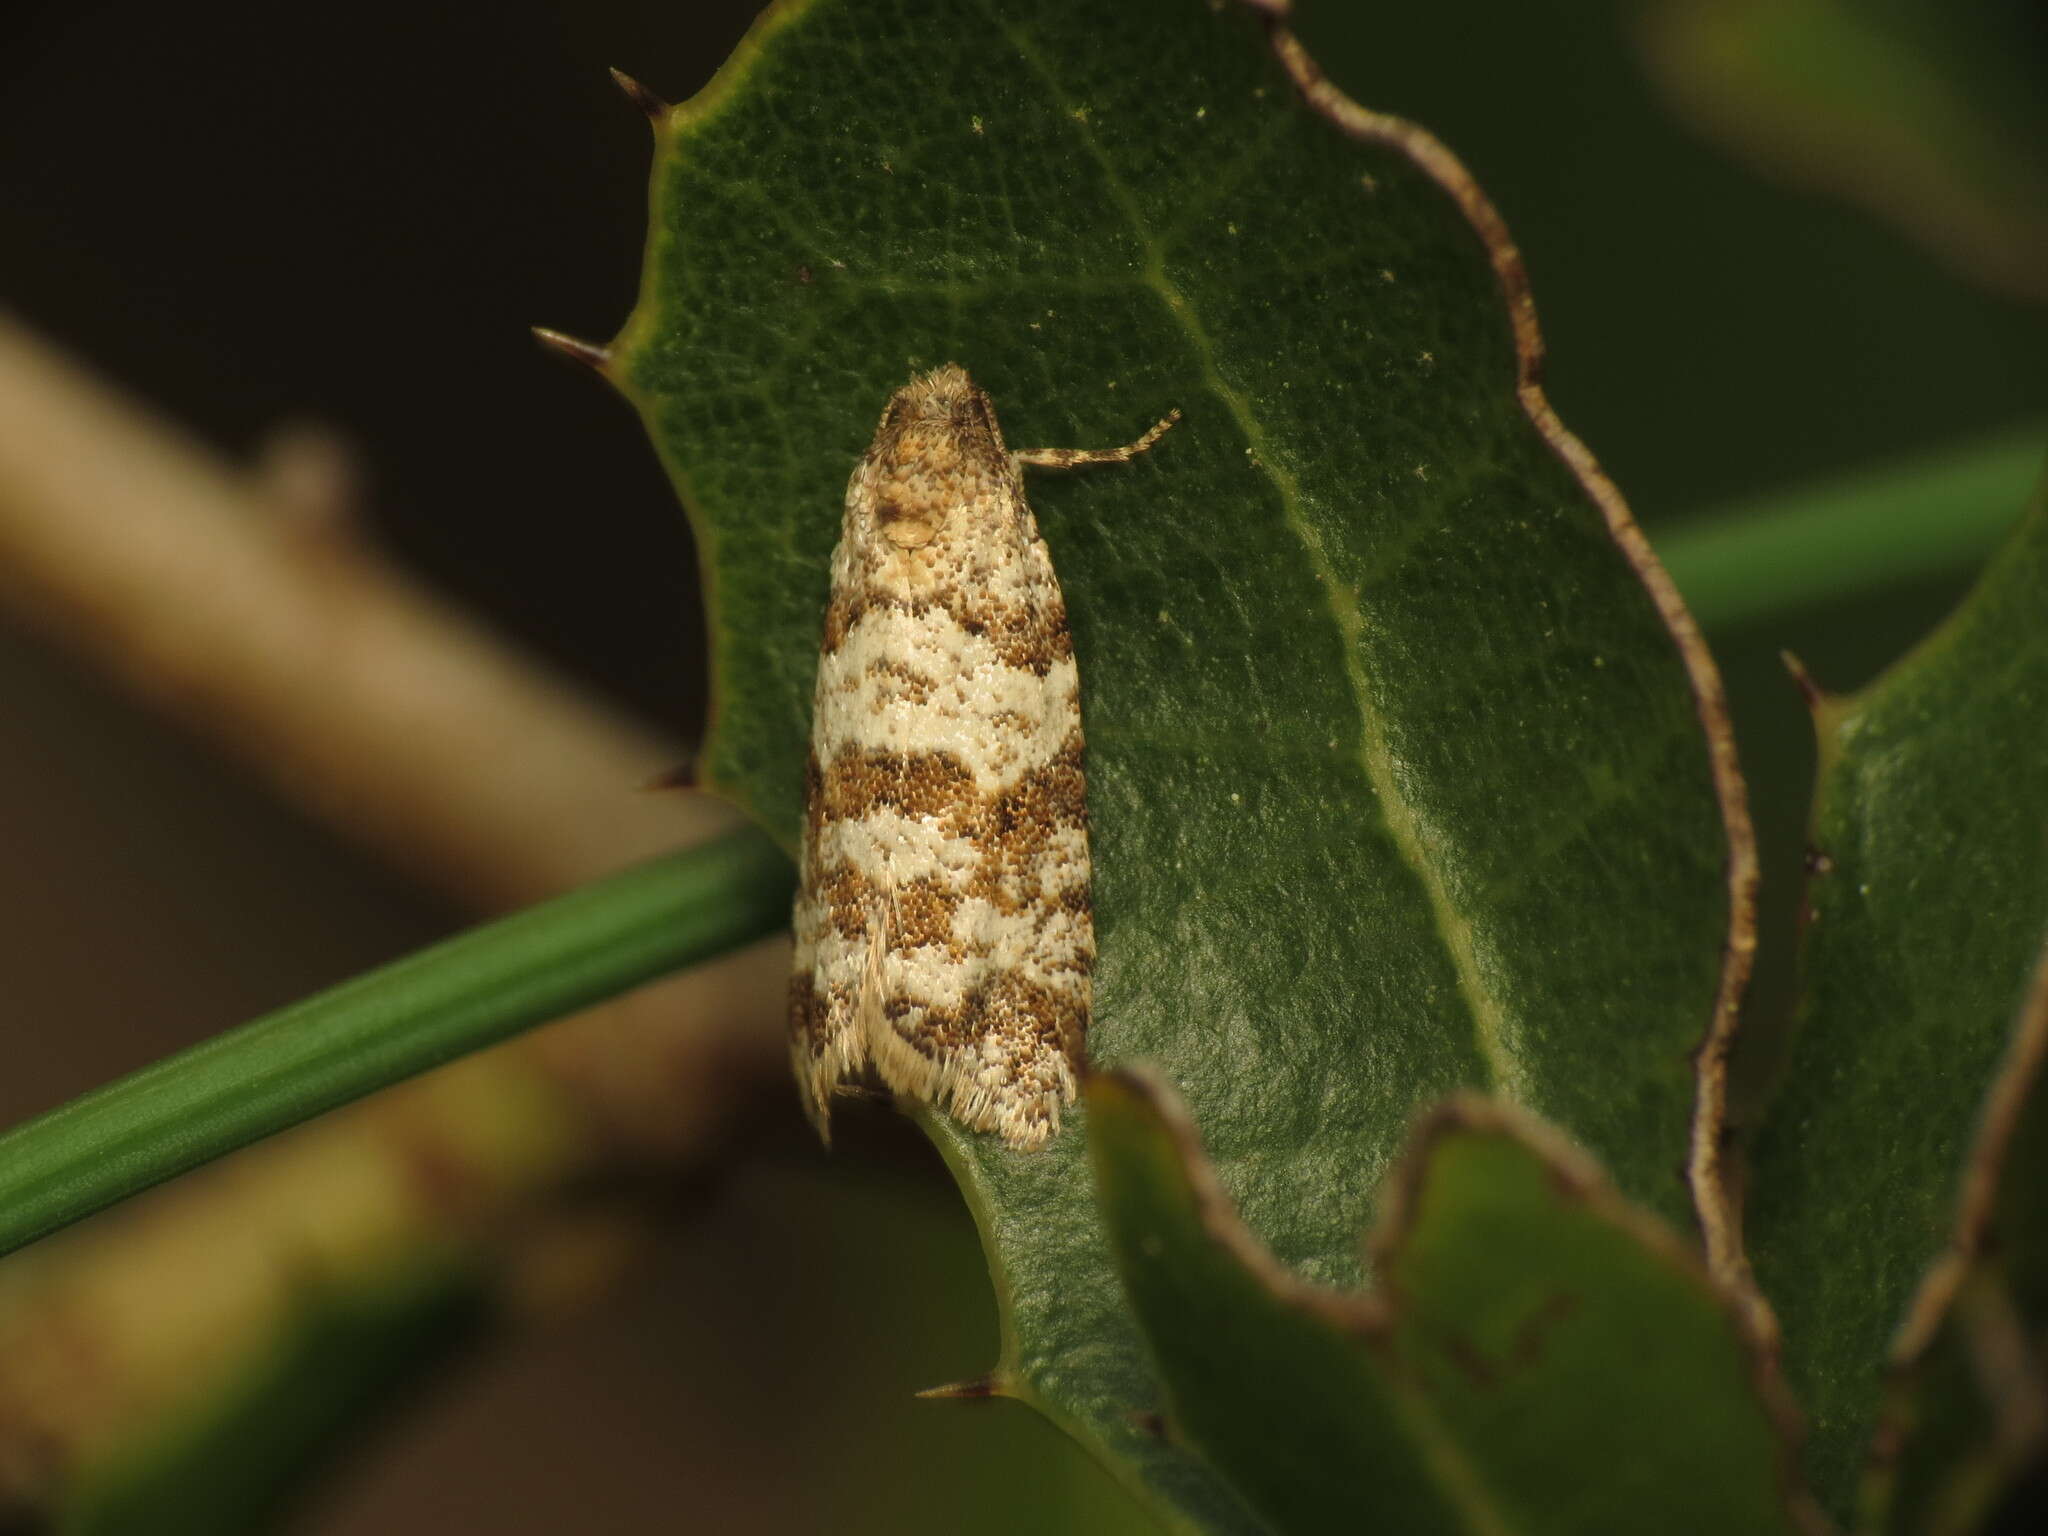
[1780,649,1829,713]
[608,67,670,124]
[914,1373,1007,1401]
[531,326,613,375]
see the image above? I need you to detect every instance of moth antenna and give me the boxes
[1015,407,1181,470]
[608,68,670,124]
[530,327,613,375]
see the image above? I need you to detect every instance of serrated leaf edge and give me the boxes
[1866,937,2048,1501]
[1094,1062,1831,1536]
[1244,0,1762,1325]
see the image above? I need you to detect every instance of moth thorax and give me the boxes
[873,437,979,548]
[873,479,945,548]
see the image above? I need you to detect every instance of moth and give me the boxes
[788,364,1177,1149]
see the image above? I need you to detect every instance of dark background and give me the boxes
[3,0,2044,1529]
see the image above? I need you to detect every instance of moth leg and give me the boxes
[1014,408,1180,471]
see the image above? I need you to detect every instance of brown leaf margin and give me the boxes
[1235,0,1763,1320]
[1867,938,2048,1501]
[1094,1064,1830,1535]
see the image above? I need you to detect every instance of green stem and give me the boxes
[1657,425,2044,631]
[0,828,793,1261]
[0,432,2032,1262]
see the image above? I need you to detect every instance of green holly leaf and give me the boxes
[1088,1068,1817,1534]
[612,0,1751,1524]
[1862,944,2048,1535]
[1746,471,2048,1516]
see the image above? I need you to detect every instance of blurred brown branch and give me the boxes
[0,311,727,910]
[0,313,786,1512]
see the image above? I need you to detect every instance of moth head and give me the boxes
[866,364,1007,549]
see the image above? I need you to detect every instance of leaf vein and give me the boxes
[987,4,1524,1098]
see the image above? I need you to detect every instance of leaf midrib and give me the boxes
[984,2,1521,1098]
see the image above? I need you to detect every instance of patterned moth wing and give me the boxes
[788,364,1175,1149]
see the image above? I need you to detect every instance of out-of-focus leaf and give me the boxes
[53,1260,489,1536]
[1636,0,2048,303]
